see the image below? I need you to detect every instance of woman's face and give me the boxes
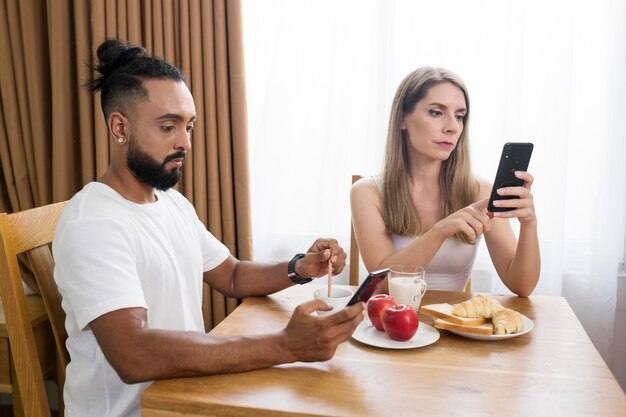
[401,82,467,162]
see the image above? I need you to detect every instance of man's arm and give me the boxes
[89,300,364,384]
[204,238,347,298]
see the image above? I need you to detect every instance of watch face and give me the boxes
[288,254,304,273]
[288,254,309,284]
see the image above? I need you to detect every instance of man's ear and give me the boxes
[109,112,128,140]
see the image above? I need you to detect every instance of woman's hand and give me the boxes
[434,198,492,242]
[491,171,537,226]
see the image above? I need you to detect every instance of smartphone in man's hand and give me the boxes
[345,268,389,307]
[487,142,534,212]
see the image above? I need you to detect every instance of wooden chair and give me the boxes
[349,175,472,292]
[0,202,69,417]
[349,175,363,286]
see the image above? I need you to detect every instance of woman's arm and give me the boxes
[351,178,441,271]
[480,173,540,297]
[350,178,490,272]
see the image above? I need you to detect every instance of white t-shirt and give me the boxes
[53,182,231,417]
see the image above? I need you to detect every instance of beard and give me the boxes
[126,136,185,191]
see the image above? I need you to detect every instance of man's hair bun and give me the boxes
[90,40,147,91]
[87,39,185,119]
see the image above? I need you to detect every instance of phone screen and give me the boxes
[345,268,389,307]
[487,142,534,212]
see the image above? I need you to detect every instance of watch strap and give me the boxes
[287,253,312,285]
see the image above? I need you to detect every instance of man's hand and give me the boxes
[295,238,347,278]
[281,300,364,362]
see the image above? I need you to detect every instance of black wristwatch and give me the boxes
[287,253,312,285]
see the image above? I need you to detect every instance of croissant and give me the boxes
[492,308,524,335]
[452,294,503,319]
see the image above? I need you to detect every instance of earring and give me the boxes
[117,137,124,144]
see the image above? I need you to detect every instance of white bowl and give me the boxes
[313,287,354,315]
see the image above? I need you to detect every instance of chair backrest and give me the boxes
[0,201,68,417]
[349,175,363,286]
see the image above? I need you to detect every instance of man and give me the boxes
[52,39,364,417]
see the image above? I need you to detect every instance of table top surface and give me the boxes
[142,285,626,417]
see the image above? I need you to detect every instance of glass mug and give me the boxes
[388,264,427,311]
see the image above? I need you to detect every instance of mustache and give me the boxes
[163,151,187,164]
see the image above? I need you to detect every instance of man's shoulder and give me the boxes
[157,187,187,204]
[56,182,139,242]
[62,182,126,220]
[157,188,197,216]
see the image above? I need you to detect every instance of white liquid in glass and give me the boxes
[389,277,426,310]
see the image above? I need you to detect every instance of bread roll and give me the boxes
[492,308,524,335]
[452,294,503,319]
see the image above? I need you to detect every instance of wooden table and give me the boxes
[142,285,626,417]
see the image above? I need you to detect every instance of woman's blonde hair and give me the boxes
[381,66,476,243]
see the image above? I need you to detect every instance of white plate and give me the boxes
[352,319,440,349]
[445,314,534,341]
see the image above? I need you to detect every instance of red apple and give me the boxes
[367,294,396,331]
[383,304,419,341]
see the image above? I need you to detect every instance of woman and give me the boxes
[350,67,539,297]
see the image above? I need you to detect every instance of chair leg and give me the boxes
[56,354,64,417]
[9,363,24,417]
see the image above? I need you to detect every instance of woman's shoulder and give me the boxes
[351,175,380,195]
[350,175,382,206]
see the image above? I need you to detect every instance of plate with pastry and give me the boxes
[352,319,440,349]
[419,294,534,341]
[434,314,534,341]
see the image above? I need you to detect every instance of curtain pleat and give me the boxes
[105,0,117,38]
[0,0,252,331]
[117,0,127,41]
[91,2,111,176]
[213,1,238,319]
[163,1,175,64]
[126,1,141,44]
[49,0,83,202]
[151,0,164,57]
[142,0,152,52]
[1,1,35,210]
[19,2,51,206]
[73,0,97,185]
[178,0,193,199]
[223,0,251,313]
[0,106,16,213]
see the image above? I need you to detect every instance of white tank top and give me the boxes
[390,234,478,291]
[373,175,479,291]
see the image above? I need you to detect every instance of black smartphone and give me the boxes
[487,142,534,212]
[345,268,389,307]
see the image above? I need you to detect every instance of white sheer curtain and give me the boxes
[242,0,626,389]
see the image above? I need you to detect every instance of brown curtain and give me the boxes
[0,0,252,331]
